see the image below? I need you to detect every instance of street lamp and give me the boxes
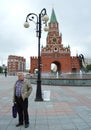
[24,8,49,101]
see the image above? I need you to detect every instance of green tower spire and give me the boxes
[50,8,58,23]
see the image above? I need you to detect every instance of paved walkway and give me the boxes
[0,75,91,130]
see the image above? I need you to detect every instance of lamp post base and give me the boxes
[35,98,43,101]
[35,80,43,102]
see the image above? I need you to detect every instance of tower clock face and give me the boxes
[52,37,57,43]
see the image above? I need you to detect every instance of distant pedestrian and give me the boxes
[5,71,7,77]
[13,72,32,128]
[4,68,7,77]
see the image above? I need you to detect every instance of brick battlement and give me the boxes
[30,56,38,60]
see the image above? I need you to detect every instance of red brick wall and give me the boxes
[30,54,80,74]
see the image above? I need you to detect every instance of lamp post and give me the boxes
[24,8,49,101]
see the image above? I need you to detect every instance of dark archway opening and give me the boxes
[51,61,61,73]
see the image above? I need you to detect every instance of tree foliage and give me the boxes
[86,64,91,72]
[0,66,3,73]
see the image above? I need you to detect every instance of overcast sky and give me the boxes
[0,0,91,69]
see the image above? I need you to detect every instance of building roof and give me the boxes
[50,8,58,23]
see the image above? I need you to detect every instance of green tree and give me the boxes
[0,66,3,73]
[86,64,91,72]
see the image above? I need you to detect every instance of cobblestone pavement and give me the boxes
[0,75,91,130]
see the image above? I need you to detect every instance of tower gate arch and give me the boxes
[51,61,61,73]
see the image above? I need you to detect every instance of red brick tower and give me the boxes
[30,8,80,74]
[30,57,38,73]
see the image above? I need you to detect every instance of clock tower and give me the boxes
[30,8,80,74]
[41,8,64,55]
[47,8,62,45]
